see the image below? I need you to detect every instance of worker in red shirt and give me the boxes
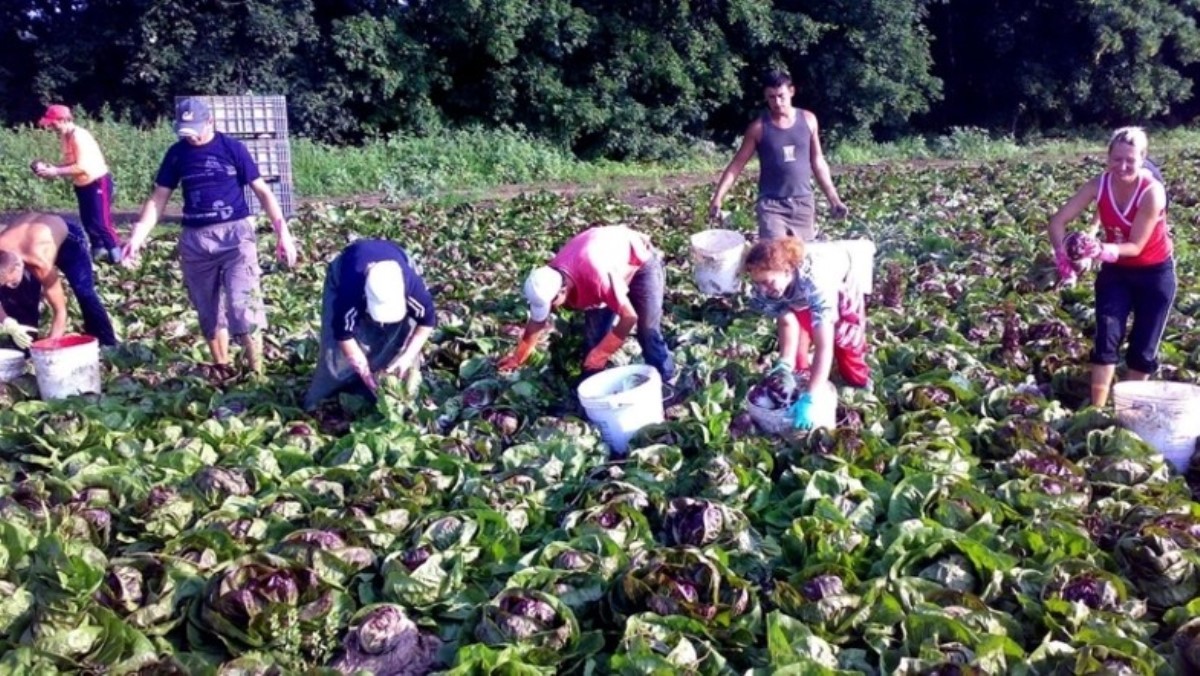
[31,104,123,263]
[499,225,675,381]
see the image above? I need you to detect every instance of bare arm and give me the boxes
[807,320,836,394]
[339,339,378,393]
[709,120,762,214]
[806,111,844,213]
[41,272,68,338]
[249,178,286,225]
[125,186,173,258]
[1113,182,1166,257]
[386,325,434,374]
[1047,177,1101,251]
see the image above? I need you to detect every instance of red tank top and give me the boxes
[1096,172,1172,267]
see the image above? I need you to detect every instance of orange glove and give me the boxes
[498,334,538,372]
[583,332,624,371]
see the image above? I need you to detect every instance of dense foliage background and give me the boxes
[1,0,1198,158]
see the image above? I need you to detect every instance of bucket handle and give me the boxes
[1118,400,1157,415]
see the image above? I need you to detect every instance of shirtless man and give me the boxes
[0,213,117,346]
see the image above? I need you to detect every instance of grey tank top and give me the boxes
[757,111,814,200]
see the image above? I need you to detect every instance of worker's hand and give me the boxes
[1,317,36,349]
[583,332,624,371]
[273,219,299,268]
[830,200,849,220]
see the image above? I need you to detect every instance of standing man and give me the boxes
[0,213,118,346]
[31,104,123,262]
[709,70,848,242]
[122,98,298,376]
[499,225,675,382]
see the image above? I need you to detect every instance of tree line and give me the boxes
[1,0,1197,159]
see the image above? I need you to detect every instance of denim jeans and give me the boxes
[582,253,675,380]
[58,219,118,345]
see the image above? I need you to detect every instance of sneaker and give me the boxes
[91,247,108,263]
[108,247,124,264]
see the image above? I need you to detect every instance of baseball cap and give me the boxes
[38,104,72,126]
[365,261,407,324]
[175,98,212,138]
[523,266,564,322]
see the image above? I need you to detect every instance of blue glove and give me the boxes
[790,392,815,430]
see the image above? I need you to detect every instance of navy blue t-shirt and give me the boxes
[154,132,261,228]
[332,239,437,341]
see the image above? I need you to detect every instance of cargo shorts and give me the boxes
[756,196,818,241]
[179,218,266,339]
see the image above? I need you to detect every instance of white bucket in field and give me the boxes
[31,335,102,400]
[746,381,837,436]
[0,349,26,383]
[809,239,877,294]
[1112,380,1200,473]
[690,229,747,295]
[577,364,665,453]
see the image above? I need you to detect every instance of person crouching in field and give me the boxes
[0,213,118,348]
[1047,127,1174,408]
[31,104,123,263]
[304,239,437,410]
[122,98,299,377]
[745,238,870,429]
[500,225,675,382]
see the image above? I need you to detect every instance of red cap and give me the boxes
[38,104,72,126]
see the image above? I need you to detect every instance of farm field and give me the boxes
[1,150,1199,674]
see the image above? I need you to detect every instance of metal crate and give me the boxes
[177,95,288,138]
[241,138,293,182]
[245,179,295,219]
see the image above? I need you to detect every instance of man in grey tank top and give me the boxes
[709,71,848,241]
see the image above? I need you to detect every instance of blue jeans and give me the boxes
[582,253,674,380]
[58,220,117,345]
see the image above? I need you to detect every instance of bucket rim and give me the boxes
[0,348,25,361]
[1112,380,1200,400]
[31,334,97,351]
[690,229,746,251]
[577,364,661,408]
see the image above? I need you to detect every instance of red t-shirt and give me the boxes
[550,226,654,312]
[1096,171,1172,267]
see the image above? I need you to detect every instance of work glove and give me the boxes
[498,334,539,372]
[1077,235,1120,264]
[1,317,36,349]
[1053,246,1077,287]
[387,351,417,379]
[583,332,624,372]
[789,392,815,430]
[768,359,797,392]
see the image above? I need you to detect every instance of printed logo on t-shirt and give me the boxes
[783,145,796,163]
[212,200,235,222]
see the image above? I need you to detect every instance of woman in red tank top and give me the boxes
[1046,127,1175,409]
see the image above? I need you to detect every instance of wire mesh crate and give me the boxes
[177,95,288,138]
[241,138,293,181]
[245,179,295,219]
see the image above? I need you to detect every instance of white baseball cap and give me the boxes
[365,261,407,323]
[523,266,564,322]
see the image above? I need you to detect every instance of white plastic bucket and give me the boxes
[577,365,665,453]
[690,229,748,295]
[1112,380,1200,473]
[31,335,102,400]
[746,381,837,436]
[0,349,26,383]
[807,239,877,294]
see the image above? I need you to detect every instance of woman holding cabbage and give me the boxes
[1046,127,1175,409]
[744,237,871,429]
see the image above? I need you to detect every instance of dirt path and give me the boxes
[4,150,1104,223]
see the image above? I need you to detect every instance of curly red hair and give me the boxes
[745,237,805,274]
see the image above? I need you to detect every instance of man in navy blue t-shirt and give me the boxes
[122,98,299,376]
[304,239,438,409]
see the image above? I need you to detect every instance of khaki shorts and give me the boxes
[179,218,266,339]
[756,196,817,241]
